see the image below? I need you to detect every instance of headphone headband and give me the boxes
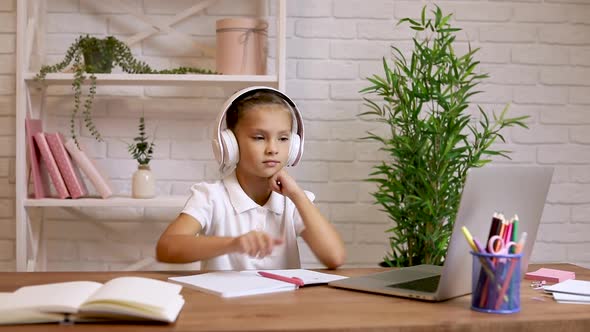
[212,86,305,175]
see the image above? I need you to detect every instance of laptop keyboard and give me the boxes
[387,275,441,293]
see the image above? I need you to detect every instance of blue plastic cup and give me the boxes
[470,251,522,314]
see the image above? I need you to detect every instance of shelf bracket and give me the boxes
[61,207,118,235]
[25,207,45,271]
[105,0,217,57]
[62,207,158,271]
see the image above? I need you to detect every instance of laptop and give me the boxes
[329,166,554,301]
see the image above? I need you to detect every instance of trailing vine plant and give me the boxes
[35,35,216,147]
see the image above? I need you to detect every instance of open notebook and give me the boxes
[168,269,348,298]
[0,277,184,325]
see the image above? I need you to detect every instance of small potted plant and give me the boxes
[35,35,216,148]
[128,116,156,198]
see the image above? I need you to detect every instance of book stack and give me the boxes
[25,118,114,199]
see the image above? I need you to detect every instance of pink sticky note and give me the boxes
[524,268,575,283]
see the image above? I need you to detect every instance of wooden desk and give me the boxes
[0,264,588,331]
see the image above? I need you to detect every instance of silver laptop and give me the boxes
[329,166,554,301]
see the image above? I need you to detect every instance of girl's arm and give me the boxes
[156,213,283,263]
[292,192,346,269]
[269,169,346,269]
[156,213,232,263]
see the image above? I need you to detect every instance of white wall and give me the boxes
[0,0,589,271]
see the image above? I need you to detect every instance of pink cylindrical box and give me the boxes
[216,17,268,75]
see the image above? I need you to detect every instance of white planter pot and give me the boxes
[132,164,155,198]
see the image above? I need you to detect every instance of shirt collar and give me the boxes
[223,172,284,215]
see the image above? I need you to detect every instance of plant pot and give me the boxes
[81,37,115,73]
[83,49,113,73]
[132,164,155,199]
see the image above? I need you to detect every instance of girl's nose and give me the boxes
[266,140,278,154]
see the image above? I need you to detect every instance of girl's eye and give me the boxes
[280,136,289,142]
[253,136,264,140]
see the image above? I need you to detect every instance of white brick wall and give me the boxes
[1,0,589,271]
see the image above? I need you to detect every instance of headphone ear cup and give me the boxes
[287,133,301,166]
[220,129,239,171]
[212,138,223,165]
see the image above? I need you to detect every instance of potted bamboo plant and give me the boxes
[361,6,529,267]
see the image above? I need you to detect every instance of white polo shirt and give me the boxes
[181,171,314,271]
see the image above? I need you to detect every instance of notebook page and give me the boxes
[544,279,590,296]
[0,296,65,326]
[552,292,590,304]
[11,281,102,313]
[248,269,348,285]
[169,271,296,298]
[82,277,182,311]
[76,296,185,323]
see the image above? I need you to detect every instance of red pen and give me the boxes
[258,271,305,287]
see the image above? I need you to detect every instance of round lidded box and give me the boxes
[216,17,268,75]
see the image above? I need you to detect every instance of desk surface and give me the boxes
[0,263,588,332]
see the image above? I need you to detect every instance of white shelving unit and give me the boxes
[15,0,287,272]
[24,196,188,208]
[24,73,280,86]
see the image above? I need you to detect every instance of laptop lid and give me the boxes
[329,166,554,301]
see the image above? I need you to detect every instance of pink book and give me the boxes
[45,133,88,199]
[25,118,50,198]
[34,132,70,199]
[64,139,113,199]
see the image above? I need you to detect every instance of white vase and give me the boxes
[132,164,155,198]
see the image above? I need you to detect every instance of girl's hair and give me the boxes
[226,90,291,131]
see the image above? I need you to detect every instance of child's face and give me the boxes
[233,104,292,180]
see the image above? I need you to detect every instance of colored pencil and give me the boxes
[494,232,527,310]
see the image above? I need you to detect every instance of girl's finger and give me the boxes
[239,237,250,255]
[256,233,270,257]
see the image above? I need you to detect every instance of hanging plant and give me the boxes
[35,35,216,147]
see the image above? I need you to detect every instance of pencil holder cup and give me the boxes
[470,251,522,314]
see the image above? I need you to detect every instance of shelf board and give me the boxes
[24,72,279,86]
[24,195,187,208]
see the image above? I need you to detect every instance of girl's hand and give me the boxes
[231,231,284,258]
[268,168,303,200]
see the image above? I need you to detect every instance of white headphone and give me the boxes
[212,86,305,175]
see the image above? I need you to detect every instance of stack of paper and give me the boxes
[544,279,590,304]
[525,268,575,283]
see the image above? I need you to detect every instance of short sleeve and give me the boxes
[181,182,217,231]
[293,190,315,235]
